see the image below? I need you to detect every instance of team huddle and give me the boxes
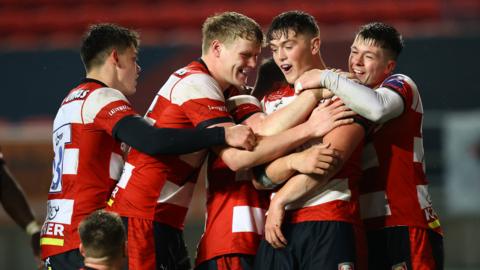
[37,10,443,270]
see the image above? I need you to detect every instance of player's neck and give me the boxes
[314,54,327,70]
[84,257,123,270]
[200,55,229,91]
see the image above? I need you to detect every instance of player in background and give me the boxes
[0,147,42,268]
[41,23,255,270]
[107,12,347,270]
[78,210,126,270]
[295,22,444,270]
[252,11,372,270]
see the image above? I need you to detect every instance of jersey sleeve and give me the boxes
[82,88,138,135]
[380,74,418,111]
[171,74,233,129]
[226,95,263,123]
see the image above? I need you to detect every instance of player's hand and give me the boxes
[224,124,256,151]
[265,198,287,249]
[299,87,334,100]
[30,231,44,269]
[294,69,324,94]
[288,143,339,175]
[306,99,356,138]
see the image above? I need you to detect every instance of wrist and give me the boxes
[25,220,41,236]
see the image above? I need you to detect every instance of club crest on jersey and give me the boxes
[392,262,407,270]
[338,262,354,270]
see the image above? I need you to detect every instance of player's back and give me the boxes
[41,79,135,259]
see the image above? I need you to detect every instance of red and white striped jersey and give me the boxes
[359,74,442,234]
[40,79,136,259]
[107,60,234,230]
[262,84,366,225]
[195,95,269,266]
[195,155,271,266]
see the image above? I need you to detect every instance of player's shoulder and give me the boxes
[86,87,129,103]
[383,74,418,89]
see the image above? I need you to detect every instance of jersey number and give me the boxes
[50,124,72,193]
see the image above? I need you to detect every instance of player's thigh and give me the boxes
[253,238,295,270]
[153,221,191,270]
[290,221,358,270]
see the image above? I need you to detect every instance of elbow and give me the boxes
[222,158,249,172]
[366,106,387,123]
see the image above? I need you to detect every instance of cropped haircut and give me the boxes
[202,12,264,54]
[356,22,404,60]
[78,210,125,259]
[267,10,319,43]
[80,23,139,71]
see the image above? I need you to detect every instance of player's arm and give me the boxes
[211,97,355,171]
[112,116,255,155]
[265,122,365,248]
[295,69,404,123]
[251,58,334,136]
[252,143,339,190]
[0,158,41,258]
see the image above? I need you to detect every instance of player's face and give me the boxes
[219,38,261,89]
[116,46,141,96]
[269,30,316,84]
[348,36,395,88]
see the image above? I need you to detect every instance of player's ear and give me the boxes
[385,60,396,75]
[311,36,321,55]
[211,40,222,58]
[79,243,86,257]
[111,49,120,67]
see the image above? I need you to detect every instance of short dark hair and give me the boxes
[78,210,125,259]
[356,22,404,60]
[267,10,319,43]
[80,23,139,71]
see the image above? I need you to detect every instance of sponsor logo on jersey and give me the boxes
[41,222,65,237]
[108,105,131,117]
[207,105,227,112]
[45,199,74,224]
[392,262,407,270]
[63,89,89,103]
[338,262,354,270]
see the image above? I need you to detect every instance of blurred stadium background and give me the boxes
[0,0,479,268]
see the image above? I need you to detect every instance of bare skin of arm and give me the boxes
[211,99,355,171]
[264,123,365,248]
[0,162,42,267]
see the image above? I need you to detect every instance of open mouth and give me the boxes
[280,64,292,73]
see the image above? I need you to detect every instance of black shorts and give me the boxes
[195,254,254,270]
[367,226,444,270]
[45,249,83,270]
[122,217,191,270]
[253,221,363,270]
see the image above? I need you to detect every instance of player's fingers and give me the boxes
[273,227,287,248]
[332,118,355,129]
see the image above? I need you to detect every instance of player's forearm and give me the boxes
[264,154,297,183]
[219,122,315,171]
[113,115,226,155]
[0,165,36,229]
[257,91,318,136]
[319,70,403,123]
[271,173,329,208]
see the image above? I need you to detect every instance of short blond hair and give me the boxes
[202,12,264,55]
